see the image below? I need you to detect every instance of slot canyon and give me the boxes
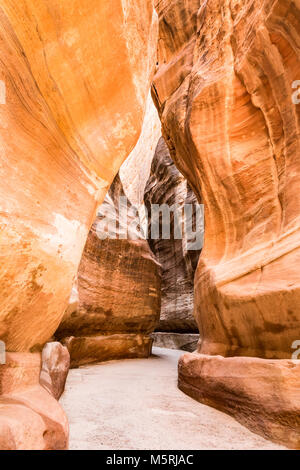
[0,0,299,451]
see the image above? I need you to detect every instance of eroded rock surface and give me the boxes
[0,0,157,353]
[153,0,300,448]
[40,342,70,400]
[56,97,161,366]
[151,332,199,352]
[56,197,161,366]
[0,0,157,450]
[0,353,68,450]
[144,137,201,333]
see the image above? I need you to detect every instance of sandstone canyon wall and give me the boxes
[0,0,157,449]
[153,0,300,448]
[56,96,162,367]
[144,136,201,351]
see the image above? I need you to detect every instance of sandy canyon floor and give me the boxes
[60,347,285,450]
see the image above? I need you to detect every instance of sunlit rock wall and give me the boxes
[0,0,157,449]
[153,0,300,448]
[56,96,162,366]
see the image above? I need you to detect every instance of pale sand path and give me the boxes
[60,347,285,450]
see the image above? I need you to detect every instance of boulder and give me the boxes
[40,342,70,400]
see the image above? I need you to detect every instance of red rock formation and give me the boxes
[40,342,70,400]
[0,0,157,449]
[55,97,161,367]
[144,136,201,334]
[0,353,68,450]
[153,0,300,448]
[0,0,157,352]
[56,198,161,367]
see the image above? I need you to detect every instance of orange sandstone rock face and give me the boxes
[55,97,161,367]
[153,0,300,447]
[56,209,161,367]
[178,352,300,449]
[0,0,157,353]
[0,353,68,450]
[0,0,157,450]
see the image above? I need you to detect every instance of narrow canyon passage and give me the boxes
[0,0,299,450]
[60,348,284,450]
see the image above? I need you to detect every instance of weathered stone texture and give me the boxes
[40,342,70,400]
[56,98,161,366]
[144,136,201,333]
[0,0,157,449]
[151,332,199,352]
[153,0,300,448]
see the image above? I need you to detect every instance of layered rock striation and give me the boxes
[0,0,157,449]
[56,96,162,367]
[145,136,201,334]
[56,182,161,367]
[153,0,300,448]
